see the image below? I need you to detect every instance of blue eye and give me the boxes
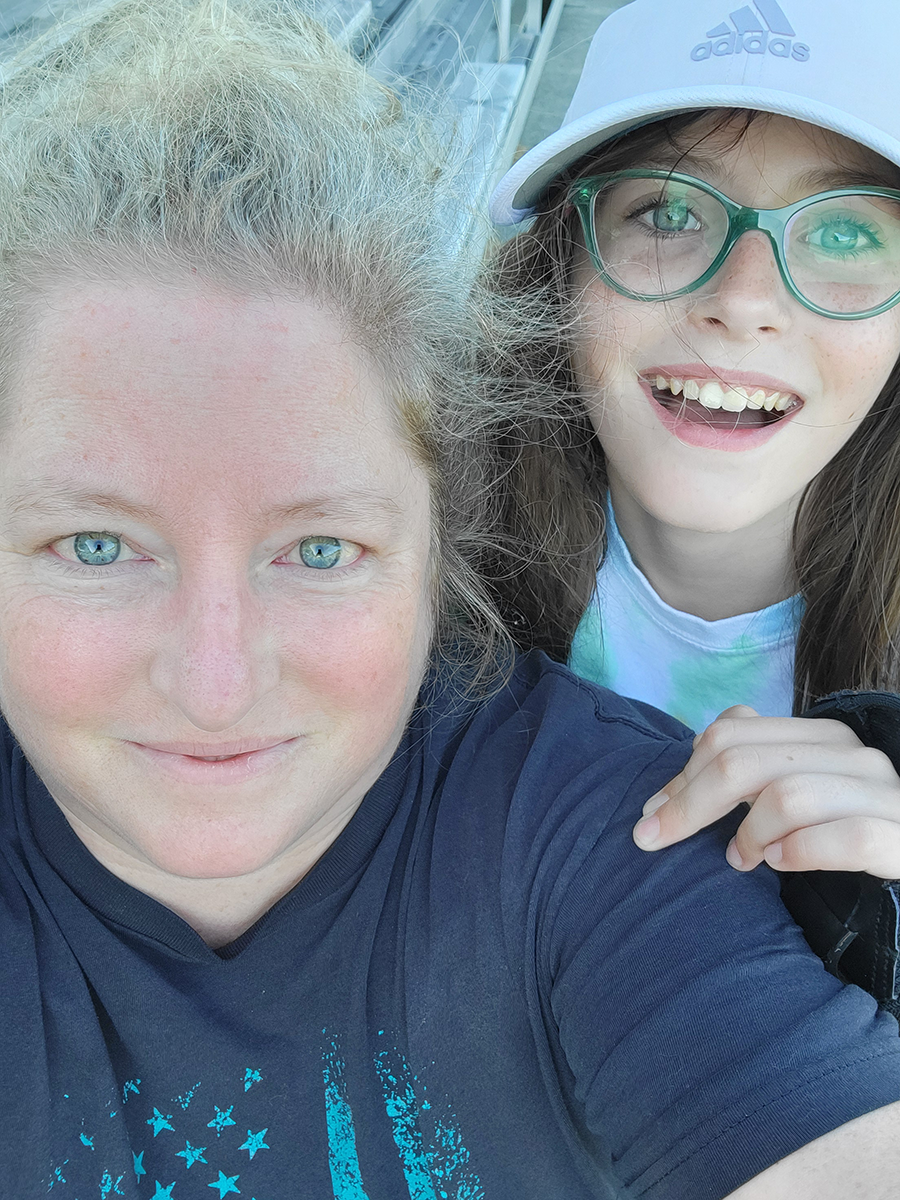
[298,536,348,569]
[72,532,122,565]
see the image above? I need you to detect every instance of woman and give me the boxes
[487,0,900,1007]
[0,1,898,1197]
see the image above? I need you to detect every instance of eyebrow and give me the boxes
[642,153,900,196]
[6,482,405,526]
[793,166,900,193]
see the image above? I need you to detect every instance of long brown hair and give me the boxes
[482,110,900,710]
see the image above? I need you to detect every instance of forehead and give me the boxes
[2,278,421,519]
[653,112,900,191]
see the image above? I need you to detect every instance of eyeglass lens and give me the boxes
[590,177,900,315]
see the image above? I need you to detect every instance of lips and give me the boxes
[637,365,805,451]
[128,736,299,784]
[135,737,292,758]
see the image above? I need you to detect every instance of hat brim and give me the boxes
[490,86,900,225]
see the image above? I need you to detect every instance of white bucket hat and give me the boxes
[491,0,900,225]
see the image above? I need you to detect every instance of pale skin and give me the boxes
[0,276,434,948]
[568,113,900,880]
[0,271,897,1194]
[567,111,900,1194]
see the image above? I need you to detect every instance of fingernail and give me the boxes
[633,814,660,849]
[764,841,783,866]
[725,838,744,870]
[642,792,667,817]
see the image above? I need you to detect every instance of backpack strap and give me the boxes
[782,691,900,1016]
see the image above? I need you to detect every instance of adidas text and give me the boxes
[691,30,809,62]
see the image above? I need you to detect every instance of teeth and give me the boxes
[698,381,723,409]
[652,375,795,416]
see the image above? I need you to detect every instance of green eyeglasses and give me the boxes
[569,169,900,320]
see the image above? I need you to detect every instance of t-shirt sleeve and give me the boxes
[504,668,900,1200]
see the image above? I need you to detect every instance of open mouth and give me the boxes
[647,374,802,429]
[190,753,245,762]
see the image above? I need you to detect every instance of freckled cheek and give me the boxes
[0,600,147,727]
[817,326,900,418]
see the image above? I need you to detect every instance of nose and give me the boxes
[687,230,793,339]
[149,568,279,732]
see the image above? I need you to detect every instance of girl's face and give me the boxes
[572,113,900,535]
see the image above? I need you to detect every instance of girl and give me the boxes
[487,0,900,1010]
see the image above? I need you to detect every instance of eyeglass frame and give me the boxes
[568,169,900,321]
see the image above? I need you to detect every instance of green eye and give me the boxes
[73,532,121,565]
[807,217,883,256]
[638,198,701,234]
[298,536,347,569]
[656,201,692,232]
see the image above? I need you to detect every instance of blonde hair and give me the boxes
[0,0,512,689]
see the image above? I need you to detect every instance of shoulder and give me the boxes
[423,651,695,875]
[459,650,694,797]
[472,649,694,749]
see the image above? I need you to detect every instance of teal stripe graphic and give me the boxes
[374,1051,439,1200]
[323,1040,372,1200]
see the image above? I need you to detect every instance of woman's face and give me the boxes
[0,278,434,881]
[572,113,900,535]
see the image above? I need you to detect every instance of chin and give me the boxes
[634,479,787,537]
[138,821,294,881]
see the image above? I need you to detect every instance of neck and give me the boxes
[608,479,797,620]
[58,802,356,949]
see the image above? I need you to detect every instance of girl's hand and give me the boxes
[633,706,900,877]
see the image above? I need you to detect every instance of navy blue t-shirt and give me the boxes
[1,652,899,1200]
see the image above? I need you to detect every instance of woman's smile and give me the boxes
[129,736,301,783]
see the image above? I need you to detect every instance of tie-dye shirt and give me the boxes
[2,653,898,1200]
[569,509,803,731]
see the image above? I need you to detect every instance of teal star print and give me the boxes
[239,1129,269,1160]
[208,1171,241,1197]
[207,1105,236,1136]
[152,1184,176,1199]
[147,1108,175,1137]
[133,1151,146,1178]
[176,1140,208,1169]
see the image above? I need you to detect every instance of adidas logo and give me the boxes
[690,1,810,62]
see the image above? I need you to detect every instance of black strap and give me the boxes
[779,691,900,1010]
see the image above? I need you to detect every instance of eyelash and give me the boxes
[45,537,368,578]
[275,539,367,576]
